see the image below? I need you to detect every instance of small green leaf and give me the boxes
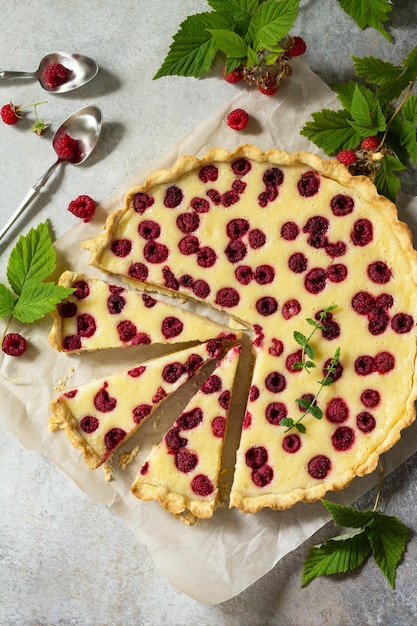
[0,283,16,318]
[296,397,310,410]
[12,281,74,324]
[304,343,316,361]
[153,12,231,79]
[321,499,375,528]
[352,56,402,86]
[332,81,358,113]
[402,94,417,124]
[304,360,316,371]
[279,417,295,429]
[374,157,404,201]
[293,331,307,347]
[246,45,259,69]
[309,404,323,420]
[302,528,371,586]
[292,361,304,371]
[247,0,299,51]
[336,0,392,42]
[208,28,248,58]
[207,0,259,22]
[296,422,307,434]
[301,109,362,155]
[7,222,56,296]
[366,512,410,589]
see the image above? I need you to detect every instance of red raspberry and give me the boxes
[67,195,96,222]
[336,149,358,166]
[222,66,243,83]
[226,108,249,130]
[42,63,71,89]
[361,136,380,151]
[2,333,27,356]
[257,77,278,96]
[287,36,307,57]
[1,102,21,125]
[55,133,78,160]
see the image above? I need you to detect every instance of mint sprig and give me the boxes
[279,305,341,434]
[301,45,417,201]
[0,221,74,325]
[302,496,409,588]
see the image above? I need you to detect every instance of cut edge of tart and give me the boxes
[49,339,227,470]
[80,145,417,512]
[48,270,237,353]
[131,344,241,520]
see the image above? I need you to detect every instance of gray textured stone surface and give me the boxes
[1,1,416,624]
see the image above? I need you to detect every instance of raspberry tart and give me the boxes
[49,340,224,469]
[48,271,234,353]
[131,345,240,519]
[83,145,417,511]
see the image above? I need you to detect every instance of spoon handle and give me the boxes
[0,71,35,79]
[0,160,61,242]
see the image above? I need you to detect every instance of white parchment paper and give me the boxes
[1,60,417,605]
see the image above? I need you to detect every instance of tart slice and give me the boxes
[49,340,224,469]
[49,271,234,353]
[131,345,240,519]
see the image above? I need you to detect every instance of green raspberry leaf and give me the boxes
[208,28,248,58]
[247,0,299,51]
[153,12,231,79]
[7,222,56,296]
[332,81,357,113]
[302,528,371,586]
[352,56,402,86]
[12,281,75,324]
[336,0,392,42]
[246,45,259,69]
[0,283,16,318]
[207,0,259,21]
[349,84,386,134]
[374,156,406,202]
[301,109,362,155]
[402,94,417,125]
[322,499,375,528]
[366,512,410,588]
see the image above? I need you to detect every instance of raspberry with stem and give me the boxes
[1,100,48,134]
[336,149,358,167]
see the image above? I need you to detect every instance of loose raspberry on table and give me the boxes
[336,149,358,167]
[42,63,71,89]
[287,36,307,57]
[1,102,21,125]
[1,332,27,356]
[222,66,243,83]
[226,108,249,131]
[67,195,96,222]
[54,133,78,160]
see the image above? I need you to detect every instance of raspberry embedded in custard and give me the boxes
[175,449,198,473]
[133,192,154,213]
[331,426,355,451]
[211,415,226,438]
[164,185,183,208]
[265,371,287,393]
[162,361,186,383]
[94,384,117,413]
[80,416,99,433]
[360,389,380,408]
[73,280,90,299]
[235,265,253,285]
[111,239,132,257]
[104,427,126,450]
[191,474,214,496]
[138,219,161,240]
[201,374,222,394]
[326,397,349,423]
[356,411,376,433]
[351,219,373,246]
[226,218,250,239]
[288,252,308,273]
[162,267,179,290]
[197,246,217,268]
[231,158,252,176]
[218,390,231,410]
[143,240,169,264]
[179,235,199,255]
[391,312,414,334]
[177,407,203,430]
[161,316,184,338]
[298,171,320,197]
[282,434,301,453]
[177,212,200,233]
[265,402,287,424]
[256,296,278,316]
[368,261,392,284]
[304,268,327,294]
[307,454,331,479]
[192,279,211,298]
[281,221,299,241]
[225,240,247,263]
[282,299,301,320]
[117,320,137,343]
[77,313,96,338]
[199,164,218,183]
[132,404,152,424]
[215,286,240,307]
[128,262,149,281]
[190,197,210,213]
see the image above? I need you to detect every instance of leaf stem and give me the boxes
[377,80,414,152]
[373,461,385,512]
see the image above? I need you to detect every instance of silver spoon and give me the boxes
[0,52,98,93]
[0,105,102,242]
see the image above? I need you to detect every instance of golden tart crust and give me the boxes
[131,345,240,519]
[82,145,417,512]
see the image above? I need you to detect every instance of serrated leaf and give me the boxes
[396,118,417,164]
[247,0,299,51]
[246,45,259,69]
[374,157,404,201]
[366,512,409,588]
[0,283,16,318]
[352,56,402,86]
[207,0,259,21]
[12,281,74,324]
[322,499,376,528]
[402,94,417,124]
[301,109,362,155]
[293,330,307,347]
[302,528,371,586]
[332,81,357,113]
[350,85,387,133]
[403,44,417,75]
[208,28,248,58]
[7,222,56,296]
[153,12,231,79]
[225,56,244,74]
[336,0,392,42]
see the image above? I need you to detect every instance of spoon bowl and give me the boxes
[0,105,102,242]
[0,52,99,93]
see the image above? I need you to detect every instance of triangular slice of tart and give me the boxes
[48,271,235,353]
[49,340,225,469]
[131,345,240,519]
